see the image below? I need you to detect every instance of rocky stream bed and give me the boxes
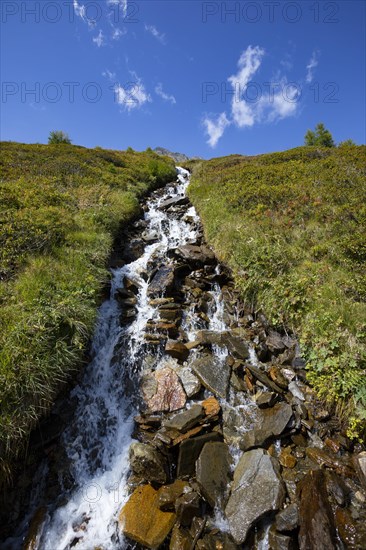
[1,168,366,550]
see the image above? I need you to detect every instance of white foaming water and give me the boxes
[10,167,197,550]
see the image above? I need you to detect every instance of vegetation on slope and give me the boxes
[0,142,176,482]
[188,145,366,438]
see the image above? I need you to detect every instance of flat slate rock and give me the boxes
[163,404,204,433]
[141,367,186,412]
[190,354,231,399]
[225,449,285,544]
[147,265,175,296]
[177,432,221,477]
[119,484,176,548]
[175,244,215,265]
[240,402,293,450]
[196,441,232,507]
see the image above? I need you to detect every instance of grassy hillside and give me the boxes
[0,142,176,482]
[188,145,366,438]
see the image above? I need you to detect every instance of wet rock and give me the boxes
[123,275,141,293]
[190,354,231,399]
[297,470,337,550]
[175,244,215,266]
[129,442,168,484]
[177,432,222,477]
[196,531,238,549]
[354,451,366,489]
[288,381,305,401]
[334,507,360,548]
[119,485,176,548]
[148,265,176,296]
[169,524,193,550]
[157,480,190,511]
[171,365,201,398]
[202,396,221,418]
[269,366,289,390]
[256,391,277,408]
[268,528,294,550]
[279,448,297,469]
[266,331,286,354]
[160,195,190,210]
[240,402,293,450]
[175,491,201,526]
[141,367,186,412]
[24,507,47,550]
[163,404,204,433]
[165,340,189,362]
[245,363,285,394]
[306,447,355,478]
[196,442,232,507]
[223,334,249,360]
[225,449,285,544]
[275,503,299,532]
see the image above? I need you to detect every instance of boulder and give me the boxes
[157,480,190,511]
[240,402,293,450]
[171,365,201,398]
[175,491,201,526]
[202,396,221,418]
[119,485,176,548]
[275,503,299,532]
[190,354,231,399]
[164,404,204,433]
[196,442,232,507]
[148,266,175,296]
[160,196,189,210]
[297,470,337,550]
[169,524,193,550]
[165,340,189,362]
[266,330,286,354]
[175,244,215,266]
[129,442,167,484]
[268,528,294,550]
[225,449,285,544]
[141,367,186,412]
[177,432,221,477]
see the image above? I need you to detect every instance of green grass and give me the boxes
[0,142,176,483]
[187,145,366,439]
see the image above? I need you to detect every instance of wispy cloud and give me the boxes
[203,45,302,147]
[73,0,85,21]
[155,83,176,104]
[107,0,128,19]
[93,29,104,47]
[145,24,166,44]
[203,112,231,148]
[111,26,127,40]
[103,69,117,81]
[229,45,265,128]
[306,51,319,83]
[113,73,152,112]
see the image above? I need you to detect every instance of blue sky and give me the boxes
[1,0,365,158]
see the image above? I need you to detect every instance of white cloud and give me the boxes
[259,79,300,122]
[113,74,152,112]
[107,0,128,18]
[306,51,319,83]
[111,26,127,40]
[155,83,176,104]
[93,29,104,47]
[228,45,265,128]
[145,24,166,44]
[203,112,231,147]
[73,0,86,20]
[202,45,302,147]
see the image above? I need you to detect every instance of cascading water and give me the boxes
[5,167,199,550]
